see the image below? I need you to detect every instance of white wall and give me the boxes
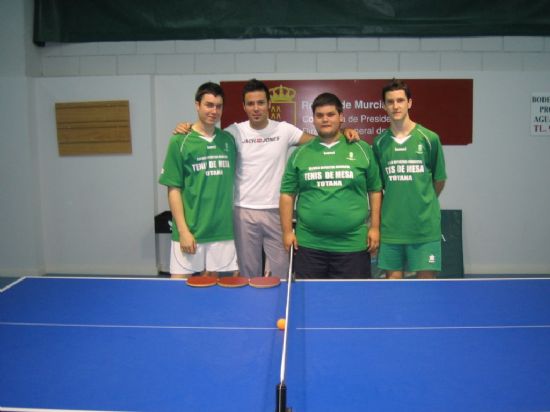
[0,76,43,276]
[444,72,550,274]
[1,0,549,276]
[0,0,43,275]
[33,77,157,275]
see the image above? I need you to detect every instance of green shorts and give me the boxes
[377,240,442,272]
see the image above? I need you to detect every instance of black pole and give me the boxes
[275,382,287,412]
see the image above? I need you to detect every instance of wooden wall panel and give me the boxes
[55,100,132,156]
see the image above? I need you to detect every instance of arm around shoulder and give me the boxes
[298,131,315,145]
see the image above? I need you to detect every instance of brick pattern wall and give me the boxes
[36,36,550,77]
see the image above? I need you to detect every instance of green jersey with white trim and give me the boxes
[281,135,382,252]
[159,129,236,243]
[373,124,447,244]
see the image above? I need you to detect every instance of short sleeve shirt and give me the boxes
[226,119,303,209]
[373,124,447,244]
[159,129,237,243]
[281,135,382,252]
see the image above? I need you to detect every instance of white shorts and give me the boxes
[170,240,238,275]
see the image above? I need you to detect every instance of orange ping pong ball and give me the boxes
[277,318,286,330]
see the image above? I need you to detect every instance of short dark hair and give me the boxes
[195,82,224,103]
[242,78,270,103]
[311,92,343,114]
[382,78,411,102]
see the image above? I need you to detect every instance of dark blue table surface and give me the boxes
[1,277,550,412]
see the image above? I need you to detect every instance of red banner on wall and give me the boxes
[220,79,472,145]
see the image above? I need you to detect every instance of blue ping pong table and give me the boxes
[1,276,550,412]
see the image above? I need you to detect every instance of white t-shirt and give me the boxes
[225,119,303,209]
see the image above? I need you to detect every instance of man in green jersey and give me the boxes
[373,79,447,279]
[159,82,238,278]
[280,93,382,278]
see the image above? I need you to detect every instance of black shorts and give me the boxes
[294,246,371,279]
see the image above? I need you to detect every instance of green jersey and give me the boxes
[280,135,382,253]
[373,124,447,244]
[158,129,236,243]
